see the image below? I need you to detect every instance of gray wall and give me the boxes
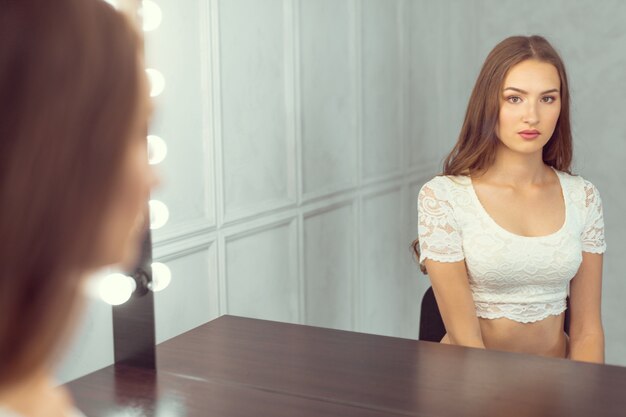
[57,0,626,383]
[143,0,428,341]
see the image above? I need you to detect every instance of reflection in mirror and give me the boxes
[144,0,624,367]
[56,0,626,387]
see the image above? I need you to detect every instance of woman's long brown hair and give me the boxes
[0,0,142,387]
[412,35,573,274]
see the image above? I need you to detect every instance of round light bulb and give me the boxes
[98,273,136,306]
[147,135,167,165]
[149,262,172,292]
[149,199,169,229]
[145,68,165,97]
[140,0,163,32]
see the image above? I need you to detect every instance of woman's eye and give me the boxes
[541,96,556,103]
[506,96,522,103]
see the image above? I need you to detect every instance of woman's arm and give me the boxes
[424,259,486,349]
[567,251,605,364]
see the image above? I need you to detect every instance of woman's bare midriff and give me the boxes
[440,313,569,359]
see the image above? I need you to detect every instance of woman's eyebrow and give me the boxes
[503,86,560,94]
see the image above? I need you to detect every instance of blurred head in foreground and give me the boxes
[0,0,158,397]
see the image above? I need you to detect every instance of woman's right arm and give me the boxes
[417,178,485,349]
[424,258,485,348]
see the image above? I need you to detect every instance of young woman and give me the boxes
[0,0,158,415]
[414,35,606,363]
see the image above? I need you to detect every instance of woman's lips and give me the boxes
[519,132,540,140]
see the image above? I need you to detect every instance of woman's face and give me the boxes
[496,59,561,155]
[94,70,159,271]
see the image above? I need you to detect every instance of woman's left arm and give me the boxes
[568,251,604,364]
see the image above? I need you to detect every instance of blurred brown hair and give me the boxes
[412,35,572,274]
[0,0,142,387]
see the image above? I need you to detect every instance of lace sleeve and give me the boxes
[417,177,465,269]
[581,179,607,254]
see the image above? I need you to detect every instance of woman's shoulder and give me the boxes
[552,168,604,215]
[418,175,472,210]
[552,166,592,184]
[422,174,469,191]
[553,168,600,198]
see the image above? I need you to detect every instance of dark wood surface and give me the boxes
[68,315,626,416]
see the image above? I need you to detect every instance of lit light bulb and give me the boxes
[147,135,167,165]
[140,0,163,32]
[145,68,165,97]
[149,262,172,292]
[149,199,169,229]
[98,273,136,306]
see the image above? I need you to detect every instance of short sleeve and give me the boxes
[417,177,465,268]
[581,179,607,253]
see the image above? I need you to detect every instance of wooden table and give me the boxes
[67,315,626,416]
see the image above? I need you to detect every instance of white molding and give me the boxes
[152,218,215,247]
[361,183,403,203]
[293,0,303,207]
[210,0,227,317]
[300,175,406,216]
[351,196,360,332]
[302,198,354,220]
[403,0,412,174]
[290,0,305,325]
[222,212,298,241]
[289,217,301,323]
[199,0,217,230]
[437,1,449,159]
[351,0,359,202]
[217,229,227,316]
[296,212,305,323]
[222,198,298,227]
[301,190,356,216]
[359,178,405,202]
[301,182,359,205]
[152,234,216,263]
[208,242,221,319]
[284,0,298,214]
[354,0,363,193]
[210,0,225,229]
[361,170,405,188]
[399,0,408,175]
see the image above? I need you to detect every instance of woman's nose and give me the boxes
[522,103,539,125]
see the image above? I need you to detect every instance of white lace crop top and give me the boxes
[417,167,607,323]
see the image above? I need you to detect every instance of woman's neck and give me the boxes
[477,144,551,187]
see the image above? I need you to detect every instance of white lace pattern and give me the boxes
[416,167,606,323]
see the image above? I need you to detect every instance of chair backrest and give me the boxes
[419,287,446,342]
[418,286,570,342]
